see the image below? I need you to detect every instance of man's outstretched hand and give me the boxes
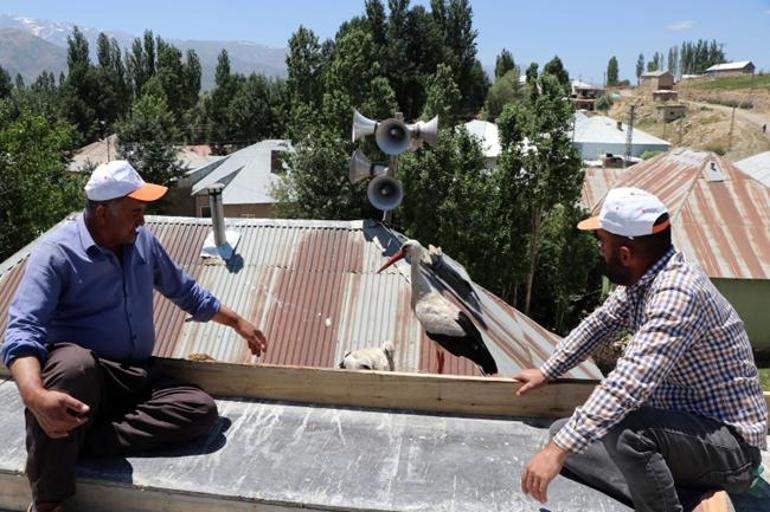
[521,441,569,504]
[512,368,547,396]
[234,317,267,357]
[212,305,268,357]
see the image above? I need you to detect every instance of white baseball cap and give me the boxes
[577,187,670,238]
[84,160,167,202]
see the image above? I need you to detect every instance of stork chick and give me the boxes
[378,240,497,375]
[338,341,395,371]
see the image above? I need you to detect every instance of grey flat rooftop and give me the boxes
[1,378,768,511]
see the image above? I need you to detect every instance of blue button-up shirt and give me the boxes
[2,214,220,367]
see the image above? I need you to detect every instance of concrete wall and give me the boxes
[656,105,687,122]
[641,73,674,91]
[194,194,276,218]
[574,142,670,160]
[706,66,755,77]
[712,278,770,354]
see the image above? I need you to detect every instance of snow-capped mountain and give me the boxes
[0,13,287,88]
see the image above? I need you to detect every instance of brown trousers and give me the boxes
[26,343,218,503]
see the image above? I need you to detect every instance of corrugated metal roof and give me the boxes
[581,167,625,208]
[572,114,671,147]
[189,139,292,205]
[0,216,601,379]
[735,151,770,188]
[705,61,753,72]
[67,135,221,172]
[640,70,672,78]
[587,149,770,280]
[464,120,501,158]
[571,80,602,91]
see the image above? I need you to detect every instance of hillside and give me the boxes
[0,27,66,82]
[677,75,770,113]
[607,84,770,161]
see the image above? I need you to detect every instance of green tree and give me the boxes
[0,102,83,261]
[431,0,485,114]
[398,127,499,285]
[61,26,100,142]
[595,93,613,111]
[286,26,324,111]
[94,32,130,133]
[205,50,242,152]
[495,48,515,80]
[543,55,570,93]
[606,56,619,86]
[182,49,202,111]
[226,73,281,146]
[636,53,644,83]
[116,92,186,186]
[483,68,522,121]
[525,62,538,87]
[13,71,62,121]
[0,65,12,99]
[497,74,583,314]
[272,128,372,220]
[421,63,461,126]
[531,203,598,333]
[321,27,397,137]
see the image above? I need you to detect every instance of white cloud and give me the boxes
[666,20,695,31]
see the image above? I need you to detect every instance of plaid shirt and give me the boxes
[542,248,768,453]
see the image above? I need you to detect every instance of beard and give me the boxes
[600,249,632,286]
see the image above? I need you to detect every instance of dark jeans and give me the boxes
[25,343,218,504]
[550,407,762,512]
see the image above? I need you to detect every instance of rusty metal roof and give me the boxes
[581,166,624,208]
[587,149,770,280]
[0,216,601,379]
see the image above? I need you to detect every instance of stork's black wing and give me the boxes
[426,311,497,375]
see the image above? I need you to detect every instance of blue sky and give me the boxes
[3,0,769,84]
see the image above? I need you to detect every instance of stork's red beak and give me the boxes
[377,250,406,273]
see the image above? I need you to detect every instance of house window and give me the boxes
[270,150,285,174]
[200,205,211,218]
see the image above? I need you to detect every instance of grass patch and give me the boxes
[683,74,770,91]
[705,98,754,109]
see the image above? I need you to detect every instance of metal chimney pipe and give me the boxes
[207,183,226,247]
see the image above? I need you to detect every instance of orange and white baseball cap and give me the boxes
[84,160,167,202]
[577,187,670,238]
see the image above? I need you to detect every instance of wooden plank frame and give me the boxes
[2,359,770,419]
[160,359,597,418]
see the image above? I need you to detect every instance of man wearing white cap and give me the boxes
[514,187,766,511]
[2,161,268,512]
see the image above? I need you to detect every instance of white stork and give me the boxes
[338,341,395,371]
[378,240,497,376]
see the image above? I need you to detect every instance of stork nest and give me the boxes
[590,334,631,376]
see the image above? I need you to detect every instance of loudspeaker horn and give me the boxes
[375,118,411,155]
[349,150,388,184]
[367,175,403,211]
[351,109,378,142]
[407,115,439,147]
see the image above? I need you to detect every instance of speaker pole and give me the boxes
[382,112,403,224]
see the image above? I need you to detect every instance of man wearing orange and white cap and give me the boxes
[3,161,267,512]
[514,187,766,511]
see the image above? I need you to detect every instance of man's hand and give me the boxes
[521,441,569,504]
[212,305,268,357]
[512,368,547,396]
[26,388,90,439]
[9,355,90,439]
[234,317,267,357]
